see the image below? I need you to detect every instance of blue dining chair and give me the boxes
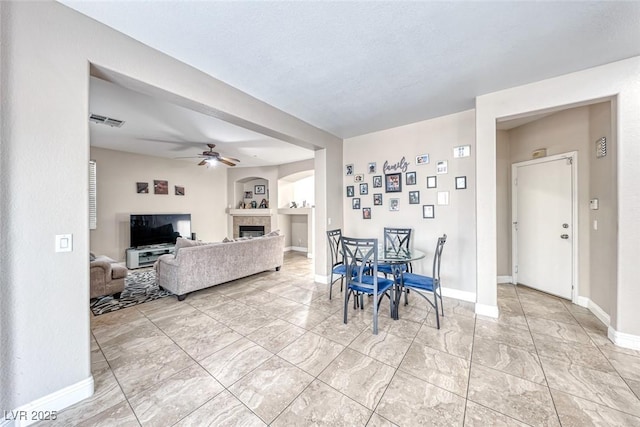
[397,234,447,329]
[378,227,412,277]
[341,236,395,334]
[327,229,346,300]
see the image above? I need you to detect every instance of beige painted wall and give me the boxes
[588,102,616,315]
[506,107,592,299]
[1,1,341,411]
[90,148,228,260]
[344,110,477,295]
[496,130,511,276]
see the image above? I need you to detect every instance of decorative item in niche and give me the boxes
[436,161,448,174]
[154,180,168,195]
[385,173,402,193]
[175,186,185,196]
[416,154,429,165]
[406,171,416,185]
[383,156,410,173]
[360,183,368,195]
[259,198,268,208]
[373,175,382,188]
[368,162,377,174]
[437,191,449,205]
[409,191,420,204]
[346,186,354,197]
[596,137,607,158]
[345,164,354,176]
[455,176,467,190]
[290,201,297,208]
[244,191,253,199]
[255,184,266,195]
[251,201,257,208]
[389,198,399,211]
[362,207,371,219]
[352,198,361,209]
[423,205,435,219]
[373,193,383,205]
[426,176,437,189]
[354,174,365,183]
[453,145,471,158]
[136,182,149,194]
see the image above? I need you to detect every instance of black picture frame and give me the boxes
[175,185,185,196]
[373,193,383,205]
[373,175,383,188]
[352,198,361,209]
[254,184,266,195]
[244,191,253,199]
[362,207,371,219]
[427,176,437,189]
[359,183,368,195]
[455,176,467,190]
[406,171,417,185]
[346,185,354,197]
[423,204,435,219]
[385,173,402,193]
[136,182,149,194]
[409,191,420,204]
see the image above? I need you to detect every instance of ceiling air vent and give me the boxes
[89,113,125,128]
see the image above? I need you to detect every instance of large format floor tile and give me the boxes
[45,253,640,426]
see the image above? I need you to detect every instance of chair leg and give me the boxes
[372,293,379,335]
[433,289,440,329]
[344,289,350,325]
[329,273,334,300]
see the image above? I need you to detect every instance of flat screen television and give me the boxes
[130,214,191,248]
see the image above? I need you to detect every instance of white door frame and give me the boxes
[511,151,579,302]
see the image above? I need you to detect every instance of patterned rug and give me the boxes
[90,270,171,316]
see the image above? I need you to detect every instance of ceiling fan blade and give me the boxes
[198,159,208,166]
[218,155,240,163]
[174,155,207,159]
[217,158,236,167]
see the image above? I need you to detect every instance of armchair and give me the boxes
[90,254,127,299]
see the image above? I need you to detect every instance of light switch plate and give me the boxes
[55,234,73,252]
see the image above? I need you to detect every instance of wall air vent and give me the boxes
[89,113,125,128]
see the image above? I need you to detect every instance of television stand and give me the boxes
[126,244,175,269]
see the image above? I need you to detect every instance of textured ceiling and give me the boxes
[64,1,640,139]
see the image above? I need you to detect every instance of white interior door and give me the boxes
[512,154,575,299]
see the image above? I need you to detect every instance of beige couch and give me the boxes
[155,234,285,300]
[90,254,127,299]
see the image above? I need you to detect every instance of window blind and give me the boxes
[89,160,97,230]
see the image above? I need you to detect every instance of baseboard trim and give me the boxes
[290,246,308,253]
[475,303,499,319]
[315,274,330,284]
[497,275,513,284]
[608,327,640,351]
[440,287,476,303]
[5,376,94,427]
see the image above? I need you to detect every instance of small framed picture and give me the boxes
[416,154,430,165]
[426,176,437,189]
[359,183,368,195]
[423,205,435,219]
[346,186,354,197]
[389,198,400,211]
[368,162,377,174]
[255,184,266,195]
[406,171,417,185]
[346,164,354,176]
[437,191,449,205]
[354,173,365,183]
[373,175,382,188]
[362,207,372,219]
[453,145,471,158]
[436,160,448,174]
[175,185,185,196]
[154,180,168,195]
[409,191,420,204]
[244,191,253,199]
[136,182,149,194]
[385,173,402,193]
[352,198,361,209]
[373,193,383,206]
[455,176,467,190]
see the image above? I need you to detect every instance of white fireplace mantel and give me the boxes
[227,208,276,216]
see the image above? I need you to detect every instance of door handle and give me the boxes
[560,234,569,239]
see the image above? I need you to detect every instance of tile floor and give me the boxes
[40,252,640,426]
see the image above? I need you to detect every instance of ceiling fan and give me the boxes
[177,143,240,167]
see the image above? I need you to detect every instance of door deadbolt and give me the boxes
[562,223,569,228]
[560,234,569,239]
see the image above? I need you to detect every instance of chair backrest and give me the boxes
[341,236,380,292]
[383,227,412,253]
[327,229,343,268]
[432,234,447,284]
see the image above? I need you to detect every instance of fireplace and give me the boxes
[239,225,265,238]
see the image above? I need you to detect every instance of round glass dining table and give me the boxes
[377,248,426,319]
